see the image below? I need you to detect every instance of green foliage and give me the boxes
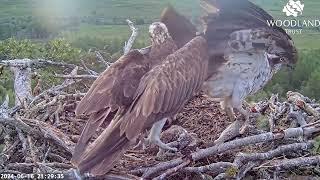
[0,38,81,61]
[313,136,320,154]
[0,69,15,106]
[43,38,82,62]
[256,115,270,131]
[252,49,320,101]
[1,0,320,105]
[302,67,320,99]
[0,38,82,104]
[0,38,42,59]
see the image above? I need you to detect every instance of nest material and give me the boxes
[0,91,320,180]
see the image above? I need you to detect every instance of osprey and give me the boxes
[200,0,298,139]
[71,22,178,169]
[71,15,207,174]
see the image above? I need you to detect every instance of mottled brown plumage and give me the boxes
[200,0,298,139]
[77,36,209,175]
[71,22,177,168]
[160,5,197,48]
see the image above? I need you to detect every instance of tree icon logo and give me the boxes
[283,0,305,17]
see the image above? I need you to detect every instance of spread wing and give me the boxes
[120,36,209,139]
[72,50,150,165]
[201,0,297,76]
[160,6,197,48]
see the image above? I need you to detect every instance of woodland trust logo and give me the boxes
[283,0,304,17]
[266,0,320,35]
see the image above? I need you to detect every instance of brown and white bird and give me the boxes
[200,0,298,140]
[71,15,208,174]
[71,22,178,167]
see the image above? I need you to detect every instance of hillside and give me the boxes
[0,0,320,101]
[0,0,319,49]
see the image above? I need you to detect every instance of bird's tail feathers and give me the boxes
[75,118,131,176]
[71,108,114,166]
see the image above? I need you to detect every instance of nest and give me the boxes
[1,89,320,179]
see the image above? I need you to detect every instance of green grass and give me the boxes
[0,0,319,50]
[0,0,199,19]
[60,24,149,42]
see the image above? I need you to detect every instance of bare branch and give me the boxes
[95,51,112,67]
[54,74,98,79]
[80,60,98,76]
[154,160,190,180]
[234,141,314,166]
[123,19,139,55]
[131,158,185,178]
[0,95,10,118]
[0,59,78,69]
[30,67,81,105]
[256,155,320,170]
[192,122,320,161]
[184,162,235,174]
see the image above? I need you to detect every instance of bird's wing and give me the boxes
[160,6,197,48]
[71,50,150,165]
[76,50,149,116]
[120,36,209,139]
[201,0,297,76]
[202,0,293,54]
[76,36,209,175]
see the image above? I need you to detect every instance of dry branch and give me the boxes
[0,59,77,69]
[184,162,235,174]
[95,51,112,67]
[154,160,190,180]
[123,19,138,55]
[0,95,9,118]
[233,141,314,167]
[130,158,185,178]
[54,74,98,79]
[192,122,320,161]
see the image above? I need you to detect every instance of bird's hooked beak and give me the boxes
[267,53,294,70]
[266,53,278,59]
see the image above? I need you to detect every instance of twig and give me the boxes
[7,162,73,169]
[0,95,9,118]
[30,67,81,105]
[184,162,235,174]
[236,161,259,180]
[255,155,320,170]
[54,74,98,79]
[140,158,185,178]
[154,160,190,180]
[0,59,78,69]
[192,122,320,161]
[123,19,139,55]
[287,108,307,127]
[0,117,74,154]
[95,51,112,67]
[43,147,51,163]
[80,59,98,75]
[233,141,314,166]
[16,128,28,156]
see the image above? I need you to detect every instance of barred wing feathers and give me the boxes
[77,36,209,175]
[72,50,150,165]
[75,50,150,116]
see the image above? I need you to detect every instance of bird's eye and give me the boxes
[280,57,285,62]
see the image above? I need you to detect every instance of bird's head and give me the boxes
[268,39,298,70]
[149,22,172,45]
